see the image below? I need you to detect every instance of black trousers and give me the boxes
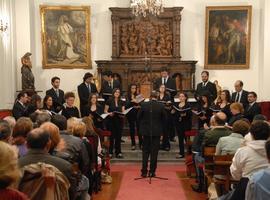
[127,116,142,146]
[107,117,123,155]
[175,125,186,155]
[141,136,160,174]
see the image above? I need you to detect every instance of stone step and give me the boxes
[111,158,185,163]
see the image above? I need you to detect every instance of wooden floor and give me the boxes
[93,170,206,200]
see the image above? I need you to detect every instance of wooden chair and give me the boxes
[202,147,216,192]
[213,154,238,196]
[185,129,198,154]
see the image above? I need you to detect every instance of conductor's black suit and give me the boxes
[137,100,167,175]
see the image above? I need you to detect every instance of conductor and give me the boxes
[138,91,167,177]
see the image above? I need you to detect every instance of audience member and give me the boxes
[35,112,51,127]
[215,119,250,155]
[229,121,270,199]
[0,120,12,143]
[12,117,33,157]
[18,128,76,199]
[3,116,16,131]
[25,94,42,117]
[245,139,270,200]
[0,141,29,200]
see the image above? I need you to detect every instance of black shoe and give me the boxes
[170,138,176,142]
[131,145,136,151]
[141,173,147,178]
[116,153,123,158]
[121,139,125,143]
[191,184,202,193]
[176,154,185,159]
[148,172,156,177]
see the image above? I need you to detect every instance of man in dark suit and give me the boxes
[244,92,261,122]
[137,91,167,177]
[46,76,65,112]
[77,72,98,115]
[18,128,76,199]
[231,80,249,108]
[155,67,177,99]
[12,91,29,120]
[195,71,217,103]
[100,71,121,101]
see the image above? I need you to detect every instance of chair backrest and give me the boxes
[204,146,216,170]
[213,154,234,176]
[19,162,70,200]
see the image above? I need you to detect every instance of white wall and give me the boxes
[1,0,269,109]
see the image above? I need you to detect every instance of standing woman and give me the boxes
[104,88,125,158]
[158,84,172,151]
[126,84,142,150]
[217,90,231,121]
[197,93,212,129]
[61,92,80,119]
[172,92,192,158]
[43,95,55,113]
[83,93,104,129]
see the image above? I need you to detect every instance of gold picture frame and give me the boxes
[204,6,252,69]
[40,5,91,69]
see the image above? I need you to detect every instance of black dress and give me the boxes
[105,98,124,155]
[62,106,80,119]
[196,103,212,129]
[126,95,142,147]
[173,103,192,155]
[158,93,173,149]
[83,104,104,129]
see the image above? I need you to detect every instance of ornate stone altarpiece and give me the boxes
[95,7,197,97]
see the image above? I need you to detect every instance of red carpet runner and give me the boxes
[111,164,187,200]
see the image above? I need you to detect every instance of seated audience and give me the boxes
[18,128,75,199]
[229,121,270,199]
[12,117,33,157]
[228,102,244,126]
[0,120,12,143]
[0,141,29,200]
[245,138,270,200]
[243,114,268,145]
[43,95,55,113]
[244,91,261,122]
[3,116,16,131]
[215,119,250,155]
[192,112,231,193]
[62,92,80,119]
[12,91,29,120]
[35,112,51,127]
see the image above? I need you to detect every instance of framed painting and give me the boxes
[40,5,91,69]
[204,6,252,69]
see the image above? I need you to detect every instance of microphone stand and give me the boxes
[134,22,168,184]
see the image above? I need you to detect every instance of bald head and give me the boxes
[214,112,227,126]
[234,80,243,92]
[26,128,51,150]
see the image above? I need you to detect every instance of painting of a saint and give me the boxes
[205,6,252,69]
[40,6,91,68]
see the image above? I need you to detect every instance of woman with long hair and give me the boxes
[216,90,231,120]
[172,92,192,158]
[43,95,55,113]
[197,92,212,129]
[104,88,125,158]
[83,93,104,129]
[158,84,172,151]
[126,84,142,150]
